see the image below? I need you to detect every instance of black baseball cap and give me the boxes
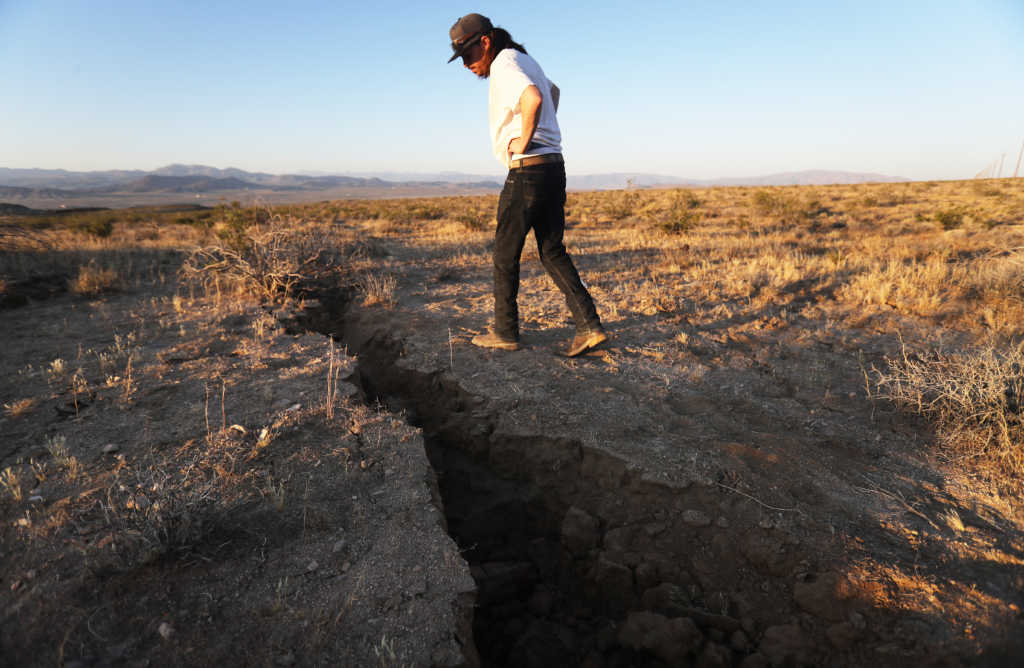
[447,13,493,63]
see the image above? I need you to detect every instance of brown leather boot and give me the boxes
[471,329,520,351]
[567,327,607,357]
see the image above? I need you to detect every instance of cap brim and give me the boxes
[446,33,481,64]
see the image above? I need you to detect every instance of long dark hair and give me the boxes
[488,27,527,55]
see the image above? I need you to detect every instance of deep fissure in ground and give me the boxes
[298,296,787,667]
[350,342,630,666]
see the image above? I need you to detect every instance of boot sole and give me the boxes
[471,335,520,351]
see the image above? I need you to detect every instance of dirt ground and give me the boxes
[2,180,1024,667]
[293,206,1024,667]
[0,288,475,667]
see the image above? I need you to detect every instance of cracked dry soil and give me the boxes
[4,200,1024,666]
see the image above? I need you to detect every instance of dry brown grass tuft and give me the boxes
[3,397,38,418]
[358,271,397,307]
[69,260,121,295]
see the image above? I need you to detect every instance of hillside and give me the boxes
[0,165,910,210]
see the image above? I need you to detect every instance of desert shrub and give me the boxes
[602,190,639,220]
[934,207,966,230]
[872,342,1024,484]
[406,203,446,221]
[102,463,219,563]
[456,211,490,231]
[656,190,703,234]
[175,210,215,227]
[181,223,340,302]
[70,260,120,295]
[213,203,271,250]
[69,212,115,238]
[751,189,828,226]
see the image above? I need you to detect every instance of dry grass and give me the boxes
[872,341,1024,480]
[358,272,397,307]
[4,178,1024,488]
[179,217,345,303]
[69,260,121,295]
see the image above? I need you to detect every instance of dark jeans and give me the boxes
[493,161,601,339]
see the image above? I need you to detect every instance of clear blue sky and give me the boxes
[2,0,1022,181]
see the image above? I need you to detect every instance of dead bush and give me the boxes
[872,342,1024,484]
[180,222,341,302]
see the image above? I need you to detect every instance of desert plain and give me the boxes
[2,178,1023,667]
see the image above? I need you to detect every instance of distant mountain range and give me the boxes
[0,164,910,207]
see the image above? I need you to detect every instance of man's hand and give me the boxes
[507,84,543,158]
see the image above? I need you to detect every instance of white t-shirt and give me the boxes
[488,49,562,168]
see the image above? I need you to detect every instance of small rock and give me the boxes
[644,521,668,536]
[793,572,855,622]
[641,582,690,617]
[157,622,175,640]
[682,510,712,527]
[561,507,600,555]
[305,560,318,573]
[696,641,731,668]
[715,516,730,528]
[28,495,43,503]
[602,526,635,553]
[730,629,750,652]
[587,557,634,615]
[618,611,703,664]
[759,624,815,666]
[634,561,661,592]
[275,651,295,666]
[285,403,301,413]
[827,621,859,649]
[102,443,119,454]
[332,538,347,553]
[738,653,769,668]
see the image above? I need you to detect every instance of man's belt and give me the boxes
[510,153,563,169]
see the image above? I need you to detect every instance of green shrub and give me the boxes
[934,207,966,230]
[751,190,828,226]
[656,190,703,234]
[456,212,490,231]
[70,213,115,238]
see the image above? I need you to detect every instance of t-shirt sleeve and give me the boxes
[492,53,536,114]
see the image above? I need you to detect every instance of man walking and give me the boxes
[447,13,607,357]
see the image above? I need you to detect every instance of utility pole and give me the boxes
[1015,140,1023,179]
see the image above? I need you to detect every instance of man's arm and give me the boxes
[550,83,559,112]
[507,84,543,157]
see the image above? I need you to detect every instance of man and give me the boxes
[447,13,607,358]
